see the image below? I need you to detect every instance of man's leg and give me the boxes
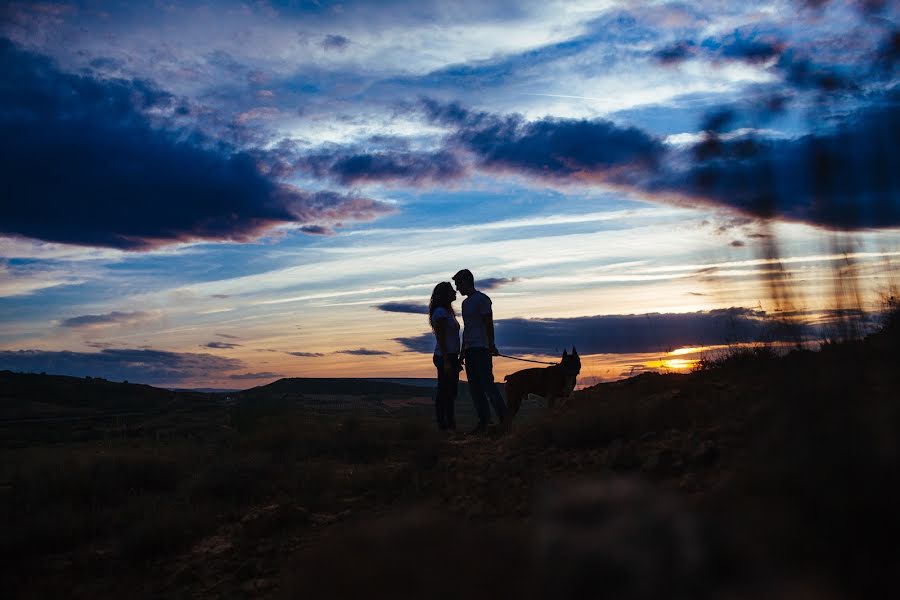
[482,355,507,422]
[465,348,491,427]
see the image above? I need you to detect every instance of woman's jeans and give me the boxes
[464,347,507,425]
[433,354,460,430]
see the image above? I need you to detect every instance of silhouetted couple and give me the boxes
[429,269,507,434]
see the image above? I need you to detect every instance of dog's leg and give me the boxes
[504,379,525,424]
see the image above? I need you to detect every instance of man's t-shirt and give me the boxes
[431,307,461,356]
[461,290,492,349]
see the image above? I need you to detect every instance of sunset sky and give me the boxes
[1,1,898,388]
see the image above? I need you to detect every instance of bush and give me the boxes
[695,344,778,372]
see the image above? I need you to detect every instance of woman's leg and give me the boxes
[446,354,460,430]
[433,354,448,430]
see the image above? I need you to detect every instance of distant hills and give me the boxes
[235,377,433,399]
[0,370,178,417]
[0,372,520,426]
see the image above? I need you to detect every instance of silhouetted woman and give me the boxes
[429,281,461,432]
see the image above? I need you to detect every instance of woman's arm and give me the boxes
[434,318,449,357]
[434,318,455,373]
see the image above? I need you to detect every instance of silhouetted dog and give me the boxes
[504,347,581,423]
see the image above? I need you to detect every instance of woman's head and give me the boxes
[429,281,457,326]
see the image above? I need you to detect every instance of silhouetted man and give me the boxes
[453,268,506,433]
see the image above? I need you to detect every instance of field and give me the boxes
[2,316,899,598]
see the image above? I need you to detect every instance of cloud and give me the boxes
[394,308,807,355]
[322,34,350,51]
[299,149,466,186]
[0,348,245,385]
[478,277,518,290]
[655,28,784,66]
[423,100,664,182]
[216,333,240,339]
[299,224,333,235]
[286,351,325,357]
[658,93,900,229]
[0,39,392,250]
[335,348,391,356]
[301,98,661,188]
[654,41,697,64]
[201,341,241,349]
[228,371,281,380]
[418,96,900,230]
[290,86,899,231]
[60,311,154,328]
[375,302,429,314]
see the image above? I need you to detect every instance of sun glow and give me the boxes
[643,357,699,371]
[669,346,703,356]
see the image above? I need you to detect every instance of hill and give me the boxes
[235,377,432,399]
[1,314,898,598]
[0,370,178,413]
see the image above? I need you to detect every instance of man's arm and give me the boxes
[483,310,498,356]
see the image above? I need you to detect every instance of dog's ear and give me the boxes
[572,346,578,356]
[562,349,568,359]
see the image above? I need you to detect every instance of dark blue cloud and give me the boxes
[282,90,899,231]
[394,308,806,355]
[776,51,857,92]
[0,348,244,384]
[299,149,466,185]
[299,224,333,235]
[322,34,350,51]
[286,351,325,357]
[660,93,900,229]
[0,39,391,250]
[478,277,518,290]
[60,311,151,328]
[423,92,900,229]
[335,348,391,356]
[422,100,664,181]
[375,302,429,314]
[654,26,786,67]
[654,41,697,64]
[202,341,241,349]
[703,29,783,64]
[653,19,893,94]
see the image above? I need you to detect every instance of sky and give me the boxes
[0,0,898,388]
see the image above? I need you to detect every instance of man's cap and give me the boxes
[452,269,474,284]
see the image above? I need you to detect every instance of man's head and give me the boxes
[452,269,476,296]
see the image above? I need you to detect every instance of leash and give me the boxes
[497,353,558,365]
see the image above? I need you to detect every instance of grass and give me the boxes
[0,411,443,570]
[4,313,900,596]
